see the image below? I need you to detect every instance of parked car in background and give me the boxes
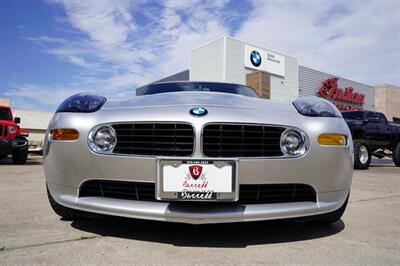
[0,105,29,164]
[342,110,400,169]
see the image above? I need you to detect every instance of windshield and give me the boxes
[0,109,12,121]
[141,82,259,98]
[342,111,364,120]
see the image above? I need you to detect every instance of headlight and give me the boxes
[8,126,16,134]
[293,97,342,118]
[280,129,309,156]
[56,93,106,113]
[88,125,117,153]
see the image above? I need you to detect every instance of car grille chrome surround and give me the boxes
[79,180,317,204]
[111,123,195,156]
[202,123,286,157]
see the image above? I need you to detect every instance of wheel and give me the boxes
[12,148,28,165]
[47,185,79,220]
[353,139,371,169]
[393,143,400,167]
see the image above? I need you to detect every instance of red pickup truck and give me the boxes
[0,105,29,164]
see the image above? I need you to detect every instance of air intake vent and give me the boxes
[239,184,316,204]
[112,123,194,156]
[79,180,156,201]
[202,124,285,157]
[79,180,316,204]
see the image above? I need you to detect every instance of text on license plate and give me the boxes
[162,160,233,199]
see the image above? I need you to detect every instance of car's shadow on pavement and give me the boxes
[71,217,344,248]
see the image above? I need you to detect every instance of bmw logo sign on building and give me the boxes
[244,45,266,70]
[190,107,208,116]
[250,50,261,67]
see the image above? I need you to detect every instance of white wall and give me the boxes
[225,37,246,84]
[189,36,299,101]
[13,109,53,130]
[270,55,299,101]
[298,66,374,110]
[13,109,53,150]
[190,38,224,81]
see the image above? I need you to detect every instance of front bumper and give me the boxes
[46,145,352,224]
[0,138,28,155]
[0,138,12,155]
[48,183,349,224]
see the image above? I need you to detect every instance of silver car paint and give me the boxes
[44,91,353,224]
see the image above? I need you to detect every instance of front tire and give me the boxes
[393,143,400,167]
[354,140,371,169]
[47,185,79,220]
[12,148,28,165]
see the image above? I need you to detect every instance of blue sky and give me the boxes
[0,0,399,111]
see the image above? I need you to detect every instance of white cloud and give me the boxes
[234,1,400,86]
[4,84,82,110]
[53,0,136,47]
[8,0,399,111]
[9,0,231,110]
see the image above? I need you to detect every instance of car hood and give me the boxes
[50,92,350,141]
[103,92,296,113]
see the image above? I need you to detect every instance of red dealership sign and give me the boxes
[317,77,365,110]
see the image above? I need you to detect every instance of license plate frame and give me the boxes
[156,159,238,201]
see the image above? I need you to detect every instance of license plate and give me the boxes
[157,160,237,201]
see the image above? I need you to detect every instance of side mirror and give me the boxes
[366,117,380,123]
[14,117,21,124]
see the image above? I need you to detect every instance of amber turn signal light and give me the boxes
[51,129,79,141]
[318,134,347,146]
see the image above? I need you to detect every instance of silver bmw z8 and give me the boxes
[44,82,353,224]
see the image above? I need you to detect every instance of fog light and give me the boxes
[318,134,347,146]
[280,129,309,156]
[51,129,79,140]
[88,125,117,153]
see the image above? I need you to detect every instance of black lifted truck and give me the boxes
[342,110,400,169]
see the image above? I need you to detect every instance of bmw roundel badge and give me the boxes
[250,50,262,67]
[190,107,208,116]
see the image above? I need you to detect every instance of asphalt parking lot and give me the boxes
[0,156,399,265]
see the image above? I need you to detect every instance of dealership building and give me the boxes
[138,36,398,121]
[2,36,399,151]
